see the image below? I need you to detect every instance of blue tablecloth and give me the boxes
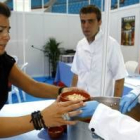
[123,86,133,96]
[54,61,73,87]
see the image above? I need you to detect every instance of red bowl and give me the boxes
[59,90,90,102]
[48,126,64,139]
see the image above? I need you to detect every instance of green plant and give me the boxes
[43,37,61,77]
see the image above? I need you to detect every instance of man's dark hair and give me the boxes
[80,5,101,21]
[0,2,11,18]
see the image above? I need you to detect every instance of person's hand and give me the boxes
[73,101,99,119]
[41,100,84,127]
[119,92,138,114]
[78,101,99,118]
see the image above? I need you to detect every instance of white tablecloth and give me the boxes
[0,100,67,140]
[125,76,140,88]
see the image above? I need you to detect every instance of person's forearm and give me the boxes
[9,65,59,99]
[28,82,59,99]
[71,74,78,87]
[114,78,124,97]
[0,115,34,138]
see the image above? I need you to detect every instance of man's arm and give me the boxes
[89,103,140,140]
[114,78,124,97]
[71,74,78,87]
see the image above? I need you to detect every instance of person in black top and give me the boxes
[0,2,84,138]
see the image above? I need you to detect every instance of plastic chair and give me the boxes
[8,62,28,103]
[125,61,138,76]
[12,55,18,63]
[20,62,29,101]
[8,55,21,104]
[8,85,21,104]
[20,62,28,71]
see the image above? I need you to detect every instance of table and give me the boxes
[54,61,73,87]
[0,100,67,140]
[124,76,140,88]
[124,75,140,95]
[0,100,101,140]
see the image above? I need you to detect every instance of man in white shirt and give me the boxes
[71,5,127,97]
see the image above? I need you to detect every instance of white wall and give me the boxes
[6,12,83,77]
[109,4,140,62]
[6,4,140,77]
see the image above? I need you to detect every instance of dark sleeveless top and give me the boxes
[0,52,15,110]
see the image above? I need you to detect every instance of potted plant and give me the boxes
[43,37,61,78]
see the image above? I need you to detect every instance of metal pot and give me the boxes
[67,96,140,140]
[67,121,103,140]
[91,96,140,121]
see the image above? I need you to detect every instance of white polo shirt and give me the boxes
[71,30,127,97]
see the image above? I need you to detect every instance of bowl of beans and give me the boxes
[59,90,90,102]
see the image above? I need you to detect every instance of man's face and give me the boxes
[80,13,101,42]
[0,14,10,55]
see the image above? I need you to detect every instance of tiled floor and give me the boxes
[11,77,55,103]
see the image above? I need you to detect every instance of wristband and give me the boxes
[58,87,65,95]
[30,111,47,130]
